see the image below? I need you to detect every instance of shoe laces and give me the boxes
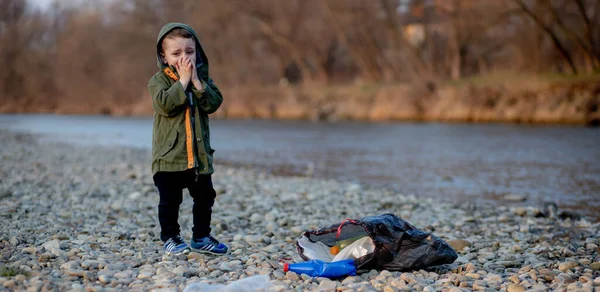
[206,235,220,246]
[172,235,185,245]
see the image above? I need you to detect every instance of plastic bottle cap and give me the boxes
[283,263,289,272]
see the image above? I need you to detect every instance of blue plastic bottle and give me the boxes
[283,259,356,278]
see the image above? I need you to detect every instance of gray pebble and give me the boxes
[98,274,111,284]
[319,280,338,290]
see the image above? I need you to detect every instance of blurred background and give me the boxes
[0,0,599,220]
[1,0,599,124]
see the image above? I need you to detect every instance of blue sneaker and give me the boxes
[190,235,228,255]
[163,235,190,255]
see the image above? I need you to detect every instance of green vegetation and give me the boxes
[0,265,29,277]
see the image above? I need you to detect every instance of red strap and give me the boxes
[335,218,358,238]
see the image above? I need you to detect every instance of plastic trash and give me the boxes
[283,259,356,278]
[296,213,458,271]
[329,235,366,255]
[297,235,333,262]
[183,275,273,292]
[332,236,375,262]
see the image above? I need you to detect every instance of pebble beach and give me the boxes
[0,129,599,291]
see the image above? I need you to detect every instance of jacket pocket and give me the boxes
[160,128,178,157]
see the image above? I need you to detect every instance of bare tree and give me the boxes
[513,0,579,73]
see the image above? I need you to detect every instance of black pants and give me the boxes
[153,170,216,242]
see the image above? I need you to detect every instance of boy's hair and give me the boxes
[161,28,194,52]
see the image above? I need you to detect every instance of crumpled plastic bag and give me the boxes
[296,213,458,271]
[332,236,375,262]
[297,235,333,262]
[183,275,273,292]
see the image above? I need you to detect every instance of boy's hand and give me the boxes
[176,57,193,89]
[191,61,203,91]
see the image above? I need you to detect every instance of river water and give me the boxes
[1,114,598,221]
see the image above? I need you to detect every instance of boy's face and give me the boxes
[160,37,196,69]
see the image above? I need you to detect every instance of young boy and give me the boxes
[148,22,227,255]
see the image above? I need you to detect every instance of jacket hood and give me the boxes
[156,22,209,78]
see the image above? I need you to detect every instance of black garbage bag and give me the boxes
[297,213,458,271]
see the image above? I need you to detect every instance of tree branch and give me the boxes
[513,0,578,74]
[545,1,595,55]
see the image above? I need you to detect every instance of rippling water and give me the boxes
[1,114,598,221]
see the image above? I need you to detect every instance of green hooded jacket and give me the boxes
[148,22,223,176]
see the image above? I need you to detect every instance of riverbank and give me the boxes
[0,129,599,291]
[220,73,600,126]
[1,73,599,126]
